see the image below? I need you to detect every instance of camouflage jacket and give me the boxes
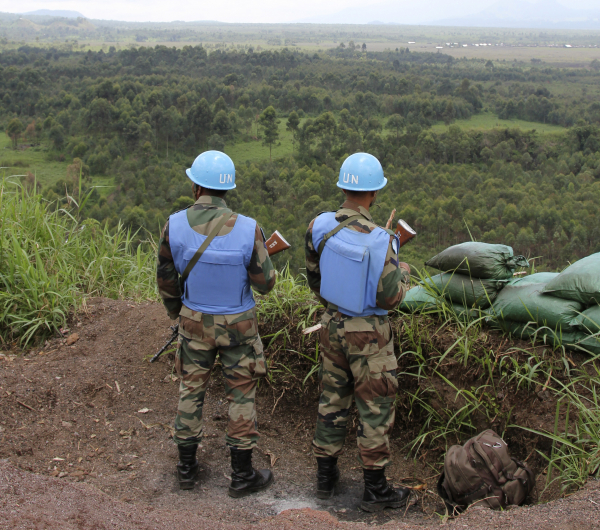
[157,195,276,322]
[305,200,410,311]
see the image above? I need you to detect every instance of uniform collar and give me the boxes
[194,195,228,209]
[340,200,373,221]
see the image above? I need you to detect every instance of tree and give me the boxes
[386,114,404,139]
[362,43,367,52]
[208,134,225,151]
[24,120,37,143]
[6,118,24,149]
[259,106,280,161]
[214,96,227,113]
[187,99,213,146]
[212,110,232,138]
[49,125,65,150]
[286,111,300,154]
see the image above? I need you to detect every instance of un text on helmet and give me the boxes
[342,173,359,184]
[219,174,234,183]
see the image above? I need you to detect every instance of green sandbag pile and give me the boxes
[495,320,600,355]
[571,305,600,333]
[425,242,529,280]
[490,282,583,332]
[507,272,558,286]
[400,285,439,312]
[399,285,483,319]
[424,273,503,309]
[542,253,600,305]
[488,253,600,355]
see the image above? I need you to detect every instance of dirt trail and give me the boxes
[1,298,599,529]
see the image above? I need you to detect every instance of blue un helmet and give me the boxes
[185,150,236,190]
[337,152,387,191]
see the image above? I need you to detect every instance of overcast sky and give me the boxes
[2,0,599,24]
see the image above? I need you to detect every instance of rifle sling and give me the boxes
[317,214,362,256]
[181,210,233,283]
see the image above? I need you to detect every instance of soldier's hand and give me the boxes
[399,262,411,274]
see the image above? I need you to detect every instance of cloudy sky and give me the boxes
[2,0,599,23]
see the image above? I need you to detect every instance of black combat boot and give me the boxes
[316,456,340,499]
[360,468,410,512]
[176,444,199,490]
[228,447,273,498]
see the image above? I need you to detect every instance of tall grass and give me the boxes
[0,176,156,345]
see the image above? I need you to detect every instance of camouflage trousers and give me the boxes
[312,310,399,469]
[173,310,266,449]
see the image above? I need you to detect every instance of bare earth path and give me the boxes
[1,298,599,529]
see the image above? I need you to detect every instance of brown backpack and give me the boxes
[437,430,535,512]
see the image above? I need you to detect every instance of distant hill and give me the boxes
[23,9,85,19]
[297,0,600,29]
[431,0,600,29]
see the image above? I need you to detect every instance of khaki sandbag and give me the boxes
[425,242,529,280]
[490,283,583,331]
[542,253,600,305]
[424,273,503,309]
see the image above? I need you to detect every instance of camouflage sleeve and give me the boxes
[157,219,183,320]
[305,219,328,307]
[376,235,410,310]
[248,224,276,294]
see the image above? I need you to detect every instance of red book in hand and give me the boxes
[395,219,417,246]
[265,230,291,256]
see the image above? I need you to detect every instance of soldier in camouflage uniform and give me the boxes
[157,151,276,496]
[305,153,411,512]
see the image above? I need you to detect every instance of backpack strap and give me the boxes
[181,210,233,283]
[317,214,362,256]
[471,440,507,485]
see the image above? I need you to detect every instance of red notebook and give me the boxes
[395,219,417,246]
[265,230,291,256]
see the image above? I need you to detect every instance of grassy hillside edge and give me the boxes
[2,175,600,505]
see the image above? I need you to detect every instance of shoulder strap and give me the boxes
[181,211,233,282]
[317,214,362,256]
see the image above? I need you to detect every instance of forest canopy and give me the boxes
[1,44,600,271]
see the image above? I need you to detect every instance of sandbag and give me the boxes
[542,253,600,305]
[507,272,559,286]
[399,285,438,312]
[570,305,600,334]
[451,304,483,320]
[425,242,529,280]
[424,273,503,309]
[490,283,583,331]
[495,320,600,355]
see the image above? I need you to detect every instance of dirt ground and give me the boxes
[1,298,599,529]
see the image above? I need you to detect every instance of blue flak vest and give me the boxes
[169,209,257,315]
[312,212,393,317]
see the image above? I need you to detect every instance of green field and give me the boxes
[0,133,70,186]
[430,112,567,134]
[225,119,299,165]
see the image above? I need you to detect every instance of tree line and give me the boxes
[1,44,600,271]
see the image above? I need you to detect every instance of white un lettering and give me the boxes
[219,174,233,183]
[342,173,359,184]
